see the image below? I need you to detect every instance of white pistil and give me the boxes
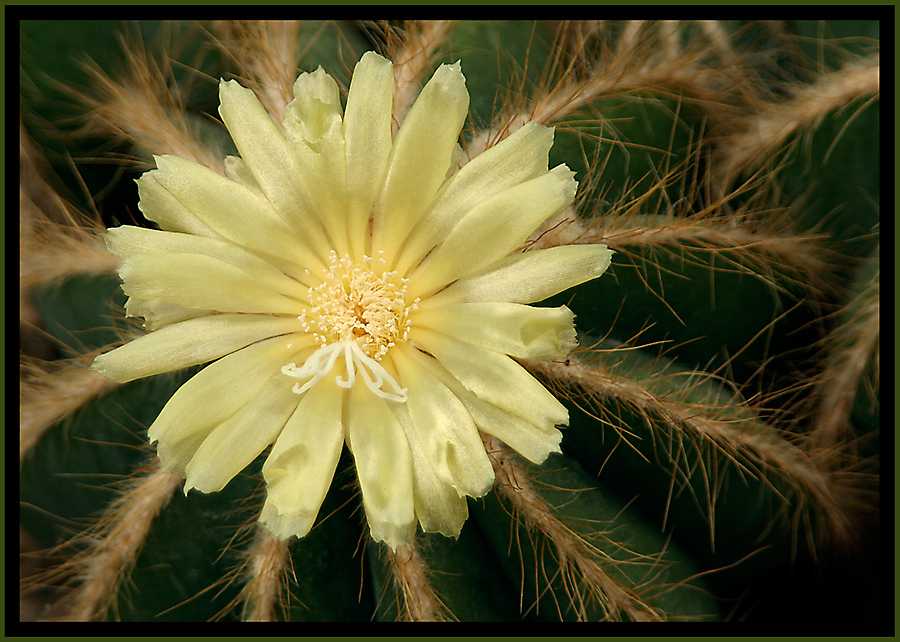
[283,251,418,402]
[283,341,408,402]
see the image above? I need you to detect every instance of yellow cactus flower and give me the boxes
[91,51,613,550]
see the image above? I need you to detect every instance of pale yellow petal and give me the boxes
[393,401,469,537]
[409,165,577,299]
[217,79,333,258]
[422,244,614,307]
[223,155,264,196]
[424,358,563,464]
[391,345,494,498]
[184,375,300,493]
[410,327,568,431]
[413,301,576,361]
[284,67,343,143]
[124,298,211,331]
[261,377,345,539]
[137,172,223,238]
[259,501,302,542]
[148,335,301,447]
[152,155,324,277]
[118,253,305,315]
[91,314,304,383]
[284,68,349,256]
[346,382,416,550]
[157,426,217,480]
[343,51,394,258]
[396,121,554,274]
[373,61,469,260]
[104,225,310,301]
[461,393,563,465]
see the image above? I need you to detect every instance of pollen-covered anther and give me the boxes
[283,251,418,401]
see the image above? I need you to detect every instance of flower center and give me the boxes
[282,251,419,402]
[305,251,416,359]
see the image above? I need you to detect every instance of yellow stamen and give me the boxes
[284,251,418,401]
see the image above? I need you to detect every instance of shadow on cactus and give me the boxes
[19,19,881,624]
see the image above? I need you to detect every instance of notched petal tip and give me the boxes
[286,66,344,144]
[549,163,578,201]
[87,354,104,374]
[438,58,464,76]
[98,227,117,256]
[260,501,310,541]
[359,49,392,66]
[427,59,468,105]
[593,244,615,276]
[217,77,243,99]
[368,518,418,552]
